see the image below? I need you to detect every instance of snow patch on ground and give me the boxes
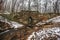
[0,11,10,14]
[27,27,60,40]
[10,21,24,28]
[36,16,60,26]
[0,16,24,29]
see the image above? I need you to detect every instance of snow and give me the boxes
[46,16,60,23]
[0,30,9,35]
[3,11,11,14]
[52,18,60,23]
[10,21,24,28]
[27,32,36,40]
[27,27,60,40]
[0,16,24,29]
[36,16,60,26]
[0,11,10,14]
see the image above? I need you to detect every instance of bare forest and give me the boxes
[0,0,60,40]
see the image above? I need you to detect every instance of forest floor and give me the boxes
[0,12,60,40]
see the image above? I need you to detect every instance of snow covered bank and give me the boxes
[0,11,10,14]
[0,16,24,29]
[10,21,24,28]
[36,16,60,26]
[27,27,60,40]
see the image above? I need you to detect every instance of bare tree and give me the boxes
[22,0,24,10]
[18,0,24,11]
[15,0,20,12]
[44,0,47,13]
[37,0,38,12]
[56,0,59,14]
[12,0,17,13]
[54,0,59,13]
[38,0,41,13]
[0,0,3,11]
[33,0,39,12]
[28,0,31,11]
